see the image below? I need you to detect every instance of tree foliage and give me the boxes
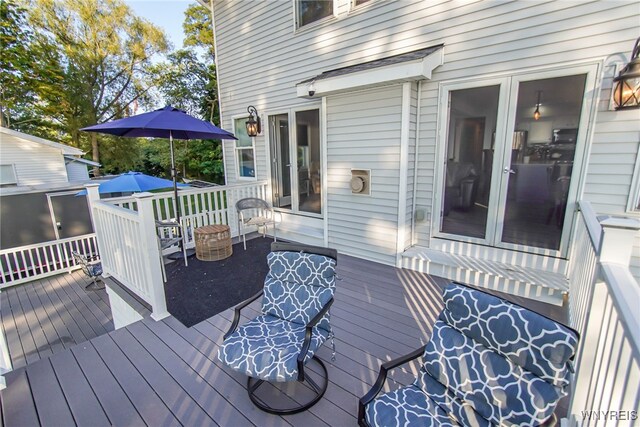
[1,0,225,183]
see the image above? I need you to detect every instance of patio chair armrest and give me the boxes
[357,346,425,426]
[297,298,334,380]
[223,290,264,340]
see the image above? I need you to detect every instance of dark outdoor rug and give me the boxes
[163,237,274,327]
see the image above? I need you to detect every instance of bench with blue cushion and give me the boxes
[359,283,579,426]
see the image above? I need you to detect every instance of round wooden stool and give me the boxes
[194,224,232,261]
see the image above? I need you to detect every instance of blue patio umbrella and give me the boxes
[77,171,189,195]
[81,106,237,256]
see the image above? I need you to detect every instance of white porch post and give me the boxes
[134,192,170,321]
[84,183,101,232]
[599,217,640,266]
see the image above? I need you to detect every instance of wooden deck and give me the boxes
[0,254,566,426]
[0,270,114,370]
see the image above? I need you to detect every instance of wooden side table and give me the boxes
[194,225,232,261]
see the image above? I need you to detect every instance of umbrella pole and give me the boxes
[168,131,191,264]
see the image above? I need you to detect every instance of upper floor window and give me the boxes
[233,118,256,179]
[0,164,17,187]
[296,0,333,28]
[354,0,371,6]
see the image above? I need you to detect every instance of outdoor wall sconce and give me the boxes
[533,90,542,121]
[612,37,640,110]
[245,105,261,137]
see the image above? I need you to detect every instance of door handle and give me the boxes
[503,167,515,174]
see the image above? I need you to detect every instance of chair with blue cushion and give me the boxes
[218,242,338,414]
[72,251,104,290]
[359,283,579,427]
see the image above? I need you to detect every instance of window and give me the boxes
[296,0,333,28]
[0,164,17,187]
[354,0,371,6]
[234,118,256,179]
[268,108,322,215]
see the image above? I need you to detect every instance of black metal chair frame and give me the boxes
[223,242,338,415]
[71,251,105,290]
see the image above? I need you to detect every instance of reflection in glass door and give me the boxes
[499,74,586,250]
[440,85,500,240]
[269,114,291,209]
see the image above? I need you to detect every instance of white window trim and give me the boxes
[0,164,18,186]
[627,147,640,213]
[232,115,257,181]
[292,0,337,32]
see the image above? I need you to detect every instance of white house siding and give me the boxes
[213,0,640,266]
[326,85,403,265]
[0,133,69,186]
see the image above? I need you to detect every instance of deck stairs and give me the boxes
[401,246,569,306]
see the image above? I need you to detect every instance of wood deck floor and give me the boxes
[0,270,114,370]
[0,254,566,426]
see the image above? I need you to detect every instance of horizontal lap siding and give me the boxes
[214,0,639,272]
[327,86,402,265]
[0,136,68,186]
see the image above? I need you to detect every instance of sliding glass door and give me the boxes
[436,66,595,255]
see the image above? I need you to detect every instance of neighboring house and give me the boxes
[0,127,97,249]
[0,127,98,186]
[208,0,640,292]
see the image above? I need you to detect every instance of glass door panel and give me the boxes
[295,109,321,214]
[499,74,586,250]
[440,85,500,240]
[269,114,291,209]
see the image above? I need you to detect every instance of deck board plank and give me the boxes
[109,327,217,426]
[71,341,146,427]
[0,370,40,427]
[0,292,25,369]
[48,349,111,426]
[24,358,76,427]
[89,334,180,427]
[126,320,253,427]
[4,289,39,365]
[18,280,61,358]
[35,275,88,345]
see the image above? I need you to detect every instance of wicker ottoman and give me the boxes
[194,225,232,261]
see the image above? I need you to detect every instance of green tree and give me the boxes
[24,0,170,174]
[0,1,62,133]
[143,3,224,184]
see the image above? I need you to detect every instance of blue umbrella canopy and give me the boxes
[81,106,236,242]
[77,172,189,195]
[80,105,237,140]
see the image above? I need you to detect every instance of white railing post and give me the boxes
[134,192,169,321]
[599,217,640,267]
[84,183,101,231]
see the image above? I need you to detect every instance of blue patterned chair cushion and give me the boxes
[423,320,562,426]
[218,314,328,382]
[365,385,458,427]
[440,284,578,388]
[413,371,491,427]
[262,251,336,332]
[86,262,103,277]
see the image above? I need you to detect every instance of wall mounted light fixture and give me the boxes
[533,90,542,121]
[612,37,640,110]
[245,105,261,137]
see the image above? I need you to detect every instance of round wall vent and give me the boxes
[350,176,366,193]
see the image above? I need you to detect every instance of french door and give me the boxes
[435,65,597,256]
[268,107,322,215]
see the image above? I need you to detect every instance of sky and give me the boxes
[125,0,195,50]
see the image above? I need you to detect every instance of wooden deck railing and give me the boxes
[86,181,268,320]
[565,201,640,425]
[0,233,98,288]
